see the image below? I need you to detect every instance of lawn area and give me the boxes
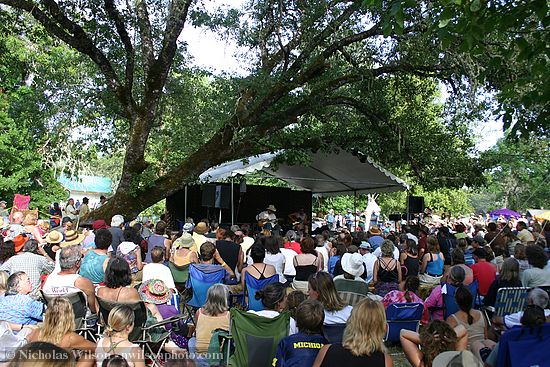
[387,344,409,367]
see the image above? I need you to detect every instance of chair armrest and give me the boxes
[141,315,188,330]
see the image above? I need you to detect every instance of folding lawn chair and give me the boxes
[496,322,550,367]
[244,272,279,311]
[442,280,479,319]
[337,291,367,307]
[489,287,530,317]
[385,302,423,342]
[96,297,186,367]
[186,264,226,309]
[222,308,290,367]
[322,323,347,344]
[41,291,98,341]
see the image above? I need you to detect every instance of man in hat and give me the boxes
[471,248,496,297]
[192,221,209,253]
[0,238,54,292]
[366,225,384,250]
[108,214,125,252]
[256,205,278,228]
[42,245,98,313]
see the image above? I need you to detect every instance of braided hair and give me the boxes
[454,285,474,325]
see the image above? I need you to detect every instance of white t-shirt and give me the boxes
[504,309,550,329]
[324,305,353,325]
[142,263,176,289]
[362,253,377,282]
[280,248,297,276]
[264,252,286,283]
[248,309,297,335]
[316,246,329,272]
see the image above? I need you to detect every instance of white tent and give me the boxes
[199,150,408,195]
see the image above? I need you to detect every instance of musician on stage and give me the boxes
[289,208,310,234]
[256,205,278,228]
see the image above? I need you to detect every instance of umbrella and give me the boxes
[534,210,550,222]
[490,208,521,218]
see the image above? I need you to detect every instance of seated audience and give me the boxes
[0,238,54,292]
[263,236,286,283]
[471,248,497,297]
[425,266,466,321]
[249,282,297,334]
[285,290,307,319]
[521,244,550,287]
[116,228,144,281]
[400,320,467,367]
[483,257,521,308]
[275,299,327,367]
[400,239,419,279]
[0,272,44,325]
[283,230,302,254]
[9,341,75,367]
[446,286,492,351]
[169,232,198,268]
[96,305,145,367]
[293,237,322,293]
[441,249,474,285]
[333,253,369,295]
[373,240,402,296]
[42,245,98,313]
[189,284,230,355]
[241,243,276,292]
[97,257,163,322]
[308,272,352,325]
[382,276,429,325]
[145,221,171,262]
[215,230,243,276]
[313,299,393,367]
[419,236,444,286]
[194,242,235,280]
[27,297,95,363]
[142,246,176,289]
[492,287,550,330]
[79,228,111,285]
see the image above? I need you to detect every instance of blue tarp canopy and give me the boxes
[58,175,112,194]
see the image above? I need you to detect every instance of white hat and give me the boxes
[341,253,365,278]
[432,351,482,367]
[111,214,124,227]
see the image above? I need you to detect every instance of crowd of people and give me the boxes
[0,199,549,367]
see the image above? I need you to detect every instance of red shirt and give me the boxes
[284,241,301,254]
[471,260,497,296]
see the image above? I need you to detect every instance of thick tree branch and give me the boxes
[104,0,137,117]
[135,0,154,74]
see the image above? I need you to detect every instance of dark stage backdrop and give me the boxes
[166,184,312,230]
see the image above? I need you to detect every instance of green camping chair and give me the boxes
[221,308,290,367]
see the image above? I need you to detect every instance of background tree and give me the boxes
[1,0,528,220]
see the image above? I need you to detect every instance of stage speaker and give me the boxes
[389,214,402,222]
[202,185,231,208]
[408,196,425,213]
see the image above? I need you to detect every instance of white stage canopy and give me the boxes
[199,150,409,196]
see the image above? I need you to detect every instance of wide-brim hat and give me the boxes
[368,226,382,236]
[61,229,85,247]
[173,232,195,249]
[139,279,172,304]
[266,205,277,212]
[45,230,63,245]
[92,219,109,230]
[13,234,28,253]
[194,221,208,234]
[341,253,365,278]
[432,351,482,367]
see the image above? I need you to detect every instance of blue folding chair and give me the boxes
[186,264,226,309]
[496,322,550,367]
[442,280,479,319]
[385,303,424,342]
[244,272,279,311]
[492,287,530,317]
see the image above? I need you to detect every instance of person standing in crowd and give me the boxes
[64,198,78,222]
[108,215,125,253]
[79,197,90,218]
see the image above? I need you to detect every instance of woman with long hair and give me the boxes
[447,286,492,350]
[22,212,45,245]
[400,239,419,278]
[400,320,467,367]
[308,272,352,324]
[483,257,522,308]
[420,236,444,278]
[96,305,145,367]
[189,284,231,356]
[263,236,286,283]
[27,297,95,365]
[249,282,298,334]
[292,237,322,292]
[313,299,393,367]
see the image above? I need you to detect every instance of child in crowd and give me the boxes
[274,299,327,367]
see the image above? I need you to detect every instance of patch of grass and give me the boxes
[386,343,409,367]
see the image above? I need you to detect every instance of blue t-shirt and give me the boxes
[273,332,327,367]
